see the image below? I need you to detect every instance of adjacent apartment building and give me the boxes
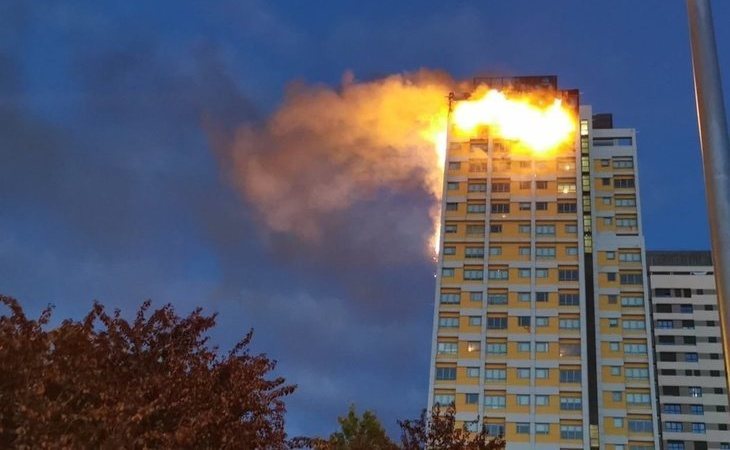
[428,76,660,449]
[647,251,730,450]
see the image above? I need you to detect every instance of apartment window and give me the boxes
[489,224,502,233]
[616,217,638,228]
[663,404,681,414]
[465,393,479,404]
[465,247,485,258]
[445,224,457,234]
[466,224,484,235]
[470,292,483,302]
[615,196,636,207]
[486,317,507,329]
[603,217,613,225]
[535,368,549,379]
[517,292,531,302]
[518,224,531,234]
[486,424,504,437]
[488,269,509,280]
[488,246,502,256]
[560,319,580,329]
[664,422,683,432]
[565,223,578,233]
[624,343,647,354]
[680,304,693,313]
[446,202,458,211]
[519,246,530,256]
[559,293,579,306]
[621,296,644,307]
[443,246,456,255]
[667,443,685,450]
[518,202,531,211]
[608,294,618,304]
[491,181,510,193]
[560,397,582,410]
[464,269,483,280]
[536,292,549,302]
[629,419,653,433]
[536,247,556,259]
[535,180,548,190]
[601,197,612,205]
[558,202,577,213]
[566,246,578,255]
[535,395,549,406]
[518,268,531,278]
[485,369,506,381]
[448,162,461,170]
[516,394,530,406]
[560,369,581,383]
[609,342,620,352]
[535,317,549,327]
[602,177,611,186]
[467,204,486,213]
[491,203,510,214]
[487,293,507,305]
[656,320,673,329]
[689,386,703,397]
[607,272,617,282]
[626,393,651,405]
[613,417,624,428]
[536,342,549,353]
[517,342,531,352]
[440,293,459,304]
[536,224,555,235]
[560,425,581,440]
[614,177,635,188]
[435,367,456,380]
[442,268,455,277]
[558,181,576,193]
[535,268,548,278]
[620,273,643,285]
[622,320,645,331]
[517,316,531,327]
[468,316,482,327]
[469,161,488,172]
[447,182,459,191]
[437,342,457,355]
[612,391,622,402]
[559,268,579,281]
[484,395,506,409]
[468,182,487,192]
[486,343,507,354]
[613,157,634,168]
[689,404,704,415]
[433,393,455,407]
[515,423,530,434]
[438,317,459,328]
[625,367,649,379]
[685,352,699,362]
[535,423,549,434]
[619,252,641,262]
[536,201,548,211]
[519,181,531,189]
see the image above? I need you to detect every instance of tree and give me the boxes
[0,295,296,449]
[308,405,398,450]
[398,406,506,450]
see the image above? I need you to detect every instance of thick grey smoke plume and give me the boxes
[221,70,455,258]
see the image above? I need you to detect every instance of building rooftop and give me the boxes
[646,250,713,267]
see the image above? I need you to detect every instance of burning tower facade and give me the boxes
[428,76,660,449]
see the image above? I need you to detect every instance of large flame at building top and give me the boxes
[428,86,577,255]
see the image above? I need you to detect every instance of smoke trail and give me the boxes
[222,70,454,255]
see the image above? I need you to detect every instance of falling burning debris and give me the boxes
[224,72,577,259]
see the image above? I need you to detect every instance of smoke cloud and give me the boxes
[220,70,456,256]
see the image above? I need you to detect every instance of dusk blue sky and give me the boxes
[2,0,730,438]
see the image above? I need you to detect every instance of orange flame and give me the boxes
[426,87,577,257]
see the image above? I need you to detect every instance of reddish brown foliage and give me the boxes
[0,295,295,449]
[398,406,506,450]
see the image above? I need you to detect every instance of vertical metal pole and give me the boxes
[687,0,730,404]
